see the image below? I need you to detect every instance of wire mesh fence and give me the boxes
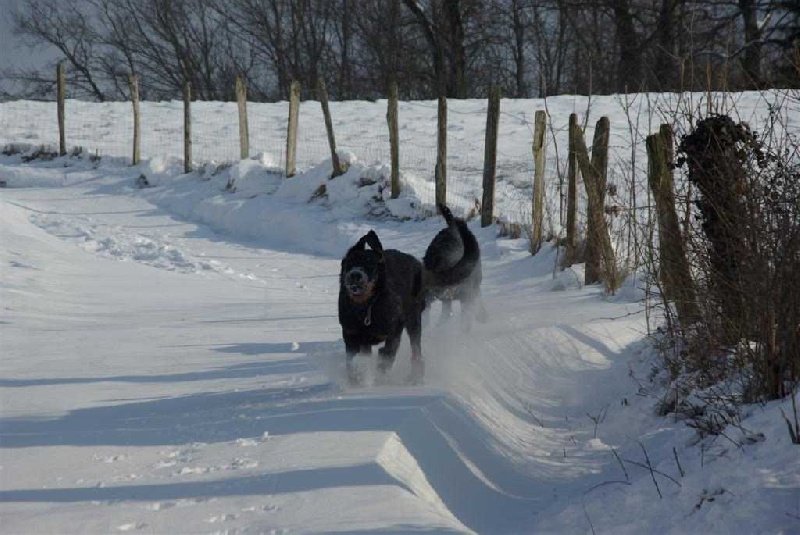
[0,97,540,225]
[2,91,792,247]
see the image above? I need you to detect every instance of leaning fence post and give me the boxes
[572,118,618,292]
[531,109,547,253]
[317,77,344,178]
[128,74,141,165]
[285,80,300,178]
[435,94,447,207]
[481,85,501,227]
[646,125,699,325]
[387,81,400,198]
[236,75,249,160]
[183,81,192,173]
[57,62,66,156]
[564,113,579,264]
[585,116,610,284]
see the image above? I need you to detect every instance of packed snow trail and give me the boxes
[0,167,540,533]
[0,164,622,534]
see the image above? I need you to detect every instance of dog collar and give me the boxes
[347,289,380,326]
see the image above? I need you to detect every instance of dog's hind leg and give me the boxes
[460,297,478,333]
[475,293,488,324]
[438,299,454,324]
[406,312,425,385]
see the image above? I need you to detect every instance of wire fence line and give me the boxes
[0,98,542,225]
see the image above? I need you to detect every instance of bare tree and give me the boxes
[401,0,470,97]
[6,0,798,101]
[10,0,107,100]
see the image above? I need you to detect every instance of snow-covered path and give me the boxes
[2,155,796,535]
[0,163,622,534]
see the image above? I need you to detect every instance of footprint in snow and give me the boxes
[117,522,146,531]
[147,501,176,511]
[228,458,259,470]
[206,513,237,523]
[93,454,127,463]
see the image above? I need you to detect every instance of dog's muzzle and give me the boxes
[345,267,369,296]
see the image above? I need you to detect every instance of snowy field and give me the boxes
[1,93,798,534]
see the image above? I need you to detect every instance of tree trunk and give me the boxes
[611,0,642,92]
[655,0,679,90]
[739,0,763,87]
[443,0,467,98]
[511,0,528,97]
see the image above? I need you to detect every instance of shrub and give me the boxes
[672,112,800,402]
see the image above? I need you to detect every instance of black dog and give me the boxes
[423,203,488,330]
[338,230,425,385]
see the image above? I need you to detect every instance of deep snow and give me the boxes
[0,93,798,534]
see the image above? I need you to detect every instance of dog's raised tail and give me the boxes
[437,203,454,225]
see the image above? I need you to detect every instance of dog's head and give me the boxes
[340,230,385,304]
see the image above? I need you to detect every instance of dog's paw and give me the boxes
[406,360,425,386]
[347,361,365,387]
[347,369,363,387]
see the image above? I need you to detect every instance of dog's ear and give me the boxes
[346,234,370,258]
[364,230,384,256]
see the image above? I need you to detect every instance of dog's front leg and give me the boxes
[344,338,363,386]
[377,335,401,374]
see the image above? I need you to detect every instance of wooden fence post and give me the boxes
[585,116,610,284]
[57,62,66,156]
[183,81,192,173]
[317,78,344,178]
[571,118,619,292]
[481,85,501,227]
[435,94,447,207]
[236,75,249,160]
[564,113,579,264]
[128,74,141,165]
[285,80,300,178]
[647,125,699,325]
[531,110,547,253]
[387,82,400,198]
